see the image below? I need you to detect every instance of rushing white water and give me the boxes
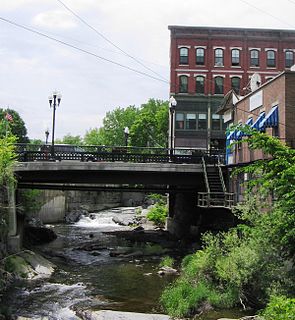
[74,207,135,229]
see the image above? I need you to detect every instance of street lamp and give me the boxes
[169,96,177,156]
[45,129,49,145]
[48,91,62,159]
[124,127,129,147]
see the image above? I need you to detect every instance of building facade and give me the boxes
[169,26,295,151]
[217,71,295,201]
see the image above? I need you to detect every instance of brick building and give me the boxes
[168,26,295,151]
[217,70,295,201]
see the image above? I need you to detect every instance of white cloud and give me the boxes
[33,10,77,29]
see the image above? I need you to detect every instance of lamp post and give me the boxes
[48,91,62,159]
[169,96,177,156]
[124,127,129,147]
[45,129,49,145]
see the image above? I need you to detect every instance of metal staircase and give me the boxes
[198,157,235,208]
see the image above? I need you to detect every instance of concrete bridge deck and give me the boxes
[15,161,205,191]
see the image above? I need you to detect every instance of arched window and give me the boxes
[214,77,224,94]
[179,75,188,93]
[285,50,294,68]
[231,49,240,66]
[179,47,189,64]
[250,49,259,67]
[215,49,224,66]
[196,48,205,65]
[231,77,241,94]
[196,76,205,94]
[267,50,276,67]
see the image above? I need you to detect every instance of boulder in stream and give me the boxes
[76,310,171,320]
[3,250,55,280]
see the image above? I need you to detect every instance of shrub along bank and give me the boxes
[160,130,295,318]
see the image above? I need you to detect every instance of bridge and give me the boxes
[9,144,235,244]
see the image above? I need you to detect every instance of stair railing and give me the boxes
[218,165,226,193]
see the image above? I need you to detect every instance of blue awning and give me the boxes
[226,130,236,140]
[245,118,253,126]
[251,112,265,131]
[235,118,253,140]
[259,106,278,130]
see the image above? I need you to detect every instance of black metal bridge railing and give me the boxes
[15,144,225,165]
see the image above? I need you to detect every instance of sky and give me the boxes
[0,0,295,140]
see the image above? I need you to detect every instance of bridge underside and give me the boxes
[15,162,205,192]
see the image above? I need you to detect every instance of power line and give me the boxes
[238,0,295,29]
[0,16,169,84]
[56,0,168,82]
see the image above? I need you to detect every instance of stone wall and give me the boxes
[65,190,122,213]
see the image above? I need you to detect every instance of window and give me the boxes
[196,76,205,94]
[215,49,224,66]
[196,48,205,65]
[198,113,207,130]
[179,75,188,93]
[214,76,224,94]
[285,50,294,68]
[250,49,259,67]
[186,113,197,130]
[179,47,189,64]
[175,113,184,129]
[231,49,240,66]
[212,114,221,130]
[231,77,240,94]
[267,50,276,67]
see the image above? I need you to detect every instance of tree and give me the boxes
[130,99,169,147]
[84,128,105,145]
[55,134,83,145]
[0,108,29,143]
[161,128,295,318]
[100,105,139,146]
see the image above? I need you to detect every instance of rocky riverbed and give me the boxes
[0,207,251,320]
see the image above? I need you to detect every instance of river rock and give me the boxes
[24,226,57,245]
[112,214,135,226]
[3,250,55,280]
[157,266,178,276]
[77,310,171,320]
[65,209,89,223]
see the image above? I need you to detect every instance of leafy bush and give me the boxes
[146,193,167,205]
[159,256,174,268]
[160,131,295,318]
[146,203,167,227]
[261,296,295,320]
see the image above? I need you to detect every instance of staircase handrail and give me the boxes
[218,165,226,193]
[201,156,210,193]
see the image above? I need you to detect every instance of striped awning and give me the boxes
[226,130,236,140]
[259,106,278,130]
[251,112,265,131]
[236,118,253,140]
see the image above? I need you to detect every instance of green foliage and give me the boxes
[55,133,83,145]
[159,256,174,268]
[261,296,295,320]
[0,133,17,186]
[129,99,169,147]
[18,189,43,215]
[99,105,139,146]
[84,127,105,145]
[146,203,168,228]
[82,99,168,147]
[146,193,167,205]
[161,131,295,317]
[0,108,29,143]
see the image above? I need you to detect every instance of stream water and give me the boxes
[1,208,249,319]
